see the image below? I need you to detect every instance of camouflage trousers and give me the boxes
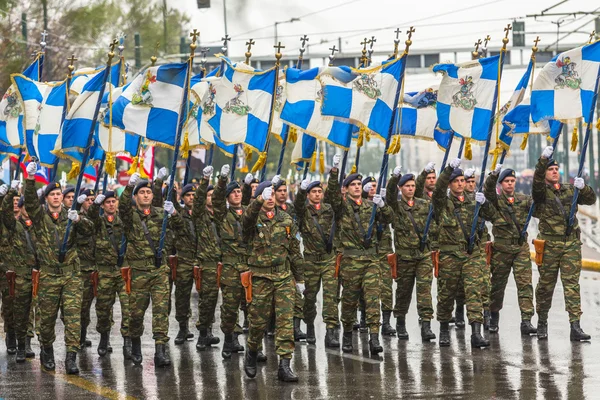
[490,243,534,320]
[1,285,14,333]
[195,262,219,330]
[303,256,339,329]
[394,255,434,321]
[129,265,170,344]
[294,291,304,320]
[479,251,491,311]
[95,269,130,336]
[38,270,83,352]
[173,262,194,324]
[220,262,247,335]
[437,250,484,324]
[28,295,40,338]
[340,257,382,334]
[379,255,394,312]
[536,239,582,322]
[12,274,34,341]
[80,269,95,331]
[247,274,295,358]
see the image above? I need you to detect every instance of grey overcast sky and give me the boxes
[171,0,598,58]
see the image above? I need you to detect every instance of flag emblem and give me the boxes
[353,74,381,100]
[131,70,156,107]
[554,56,581,90]
[453,76,477,111]
[224,84,251,116]
[2,90,21,118]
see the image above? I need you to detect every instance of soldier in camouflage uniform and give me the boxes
[328,154,393,354]
[295,178,339,347]
[0,185,17,356]
[533,146,596,341]
[239,173,259,333]
[386,169,436,341]
[86,191,131,357]
[483,165,537,335]
[119,172,183,366]
[62,186,75,209]
[432,159,493,348]
[242,181,305,382]
[24,162,93,374]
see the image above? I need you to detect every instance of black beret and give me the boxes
[80,188,96,197]
[498,169,516,183]
[547,159,559,169]
[250,177,259,184]
[62,186,75,196]
[17,196,24,208]
[398,174,415,187]
[225,181,241,197]
[254,181,272,198]
[362,176,376,187]
[44,182,62,197]
[133,180,152,195]
[449,168,464,183]
[181,184,195,197]
[306,181,322,192]
[102,191,116,202]
[207,184,214,192]
[343,173,363,187]
[272,178,287,191]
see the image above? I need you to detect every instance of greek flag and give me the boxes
[395,88,438,140]
[531,41,600,123]
[291,130,317,168]
[434,55,501,143]
[280,66,354,149]
[319,55,407,139]
[499,96,550,147]
[108,63,189,147]
[0,56,41,148]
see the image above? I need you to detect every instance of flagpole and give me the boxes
[58,41,118,263]
[457,137,465,158]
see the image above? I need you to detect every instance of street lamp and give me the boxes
[274,17,300,46]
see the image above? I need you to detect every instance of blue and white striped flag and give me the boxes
[395,88,438,140]
[500,96,550,147]
[291,130,317,168]
[531,41,600,123]
[434,55,501,143]
[319,55,407,139]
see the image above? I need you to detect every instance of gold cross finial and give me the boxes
[108,38,118,60]
[394,28,402,40]
[245,39,255,64]
[189,29,199,57]
[502,23,512,48]
[329,45,338,57]
[151,41,160,66]
[67,54,77,75]
[472,39,482,59]
[484,35,491,48]
[361,38,368,50]
[589,30,597,44]
[300,35,309,48]
[532,36,541,53]
[404,26,415,53]
[274,41,285,54]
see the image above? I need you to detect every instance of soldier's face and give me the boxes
[206,190,214,207]
[425,173,437,191]
[102,198,118,214]
[449,177,465,196]
[135,188,153,207]
[82,196,95,211]
[183,192,195,207]
[465,179,476,193]
[347,180,362,199]
[275,186,287,204]
[228,188,242,207]
[12,196,19,213]
[250,183,258,197]
[262,197,275,211]
[46,189,63,209]
[501,177,516,195]
[546,166,560,184]
[368,182,377,199]
[307,187,323,204]
[63,192,74,208]
[401,181,416,199]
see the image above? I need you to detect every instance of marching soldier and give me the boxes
[62,186,75,209]
[24,162,92,374]
[386,169,436,341]
[533,146,596,341]
[239,173,257,333]
[242,181,305,382]
[0,184,17,356]
[119,172,182,366]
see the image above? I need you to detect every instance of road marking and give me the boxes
[324,348,383,364]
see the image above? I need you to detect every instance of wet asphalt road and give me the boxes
[1,267,600,400]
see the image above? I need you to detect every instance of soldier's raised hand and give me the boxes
[164,200,176,215]
[203,166,213,178]
[157,167,168,180]
[128,172,141,187]
[0,184,8,196]
[77,194,87,204]
[574,177,585,190]
[262,186,273,201]
[449,158,461,169]
[220,164,230,177]
[300,179,310,191]
[244,173,254,185]
[363,182,373,193]
[67,209,80,222]
[464,168,475,179]
[425,162,436,173]
[373,194,384,208]
[26,161,38,178]
[332,154,341,169]
[11,180,21,190]
[493,163,503,175]
[541,146,554,159]
[36,188,43,198]
[475,192,486,204]
[380,188,387,198]
[94,194,106,204]
[392,166,401,178]
[271,174,282,186]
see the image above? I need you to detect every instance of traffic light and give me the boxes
[197,0,210,8]
[513,21,525,47]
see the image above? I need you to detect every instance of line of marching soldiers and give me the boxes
[0,143,594,382]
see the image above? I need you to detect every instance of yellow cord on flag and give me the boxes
[105,153,117,177]
[309,151,317,173]
[126,157,139,176]
[464,138,473,160]
[319,151,325,174]
[251,152,267,173]
[520,134,529,150]
[350,164,357,174]
[570,126,578,152]
[181,132,190,158]
[67,162,80,180]
[288,127,298,143]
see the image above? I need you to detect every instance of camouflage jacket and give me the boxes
[24,179,92,270]
[484,173,532,242]
[432,166,493,251]
[532,157,597,239]
[277,201,297,224]
[87,203,125,268]
[415,169,434,202]
[328,169,394,259]
[119,184,183,270]
[0,193,9,272]
[242,197,304,282]
[2,189,37,270]
[75,209,96,271]
[153,178,176,255]
[242,183,252,206]
[294,186,335,258]
[213,175,247,260]
[192,177,222,264]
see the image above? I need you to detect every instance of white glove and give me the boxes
[262,186,273,201]
[67,209,79,222]
[363,182,373,193]
[425,162,436,173]
[26,162,38,177]
[449,158,461,169]
[332,154,341,168]
[36,188,43,198]
[128,172,141,187]
[295,282,306,294]
[541,146,554,159]
[300,179,310,191]
[271,174,282,186]
[244,173,253,185]
[493,163,502,175]
[157,167,168,180]
[475,192,486,204]
[380,188,387,198]
[11,180,20,190]
[574,177,585,190]
[77,194,87,204]
[373,194,384,207]
[164,200,175,215]
[0,184,8,196]
[392,166,401,178]
[464,168,475,179]
[94,194,106,204]
[220,164,230,177]
[203,166,213,178]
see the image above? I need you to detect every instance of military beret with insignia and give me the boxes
[80,188,95,197]
[17,196,24,208]
[273,178,287,191]
[498,168,516,183]
[343,173,363,187]
[306,181,322,192]
[133,180,152,195]
[398,174,416,187]
[44,182,62,197]
[254,181,272,198]
[225,181,241,197]
[362,176,376,188]
[449,168,464,183]
[546,159,559,169]
[207,184,214,192]
[62,186,75,196]
[102,191,116,202]
[181,184,195,197]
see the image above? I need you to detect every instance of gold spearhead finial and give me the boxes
[274,41,285,63]
[67,54,78,76]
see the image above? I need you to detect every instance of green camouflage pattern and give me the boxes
[303,257,339,328]
[95,269,129,336]
[294,186,335,257]
[219,262,246,335]
[128,265,170,343]
[81,271,94,331]
[75,210,96,271]
[195,262,220,330]
[173,262,194,324]
[339,257,382,333]
[393,256,434,320]
[193,178,222,264]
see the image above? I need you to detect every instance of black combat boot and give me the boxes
[489,311,500,333]
[278,357,298,382]
[221,333,234,359]
[131,337,143,365]
[369,333,383,354]
[396,317,409,340]
[439,322,450,347]
[207,327,220,345]
[242,309,249,334]
[6,331,17,355]
[154,344,171,367]
[352,314,360,330]
[520,320,537,335]
[537,321,548,340]
[342,331,353,353]
[359,311,368,333]
[325,328,340,348]
[25,337,35,358]
[107,338,113,353]
[196,328,209,351]
[16,339,26,363]
[454,306,465,328]
[80,327,91,348]
[65,351,79,374]
[470,322,490,348]
[483,310,491,331]
[175,321,190,345]
[267,314,276,337]
[98,332,110,356]
[123,337,132,360]
[257,350,267,363]
[41,345,55,371]
[244,350,258,378]
[421,321,436,341]
[294,317,307,341]
[232,333,244,352]
[306,323,316,345]
[570,321,591,341]
[381,311,396,336]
